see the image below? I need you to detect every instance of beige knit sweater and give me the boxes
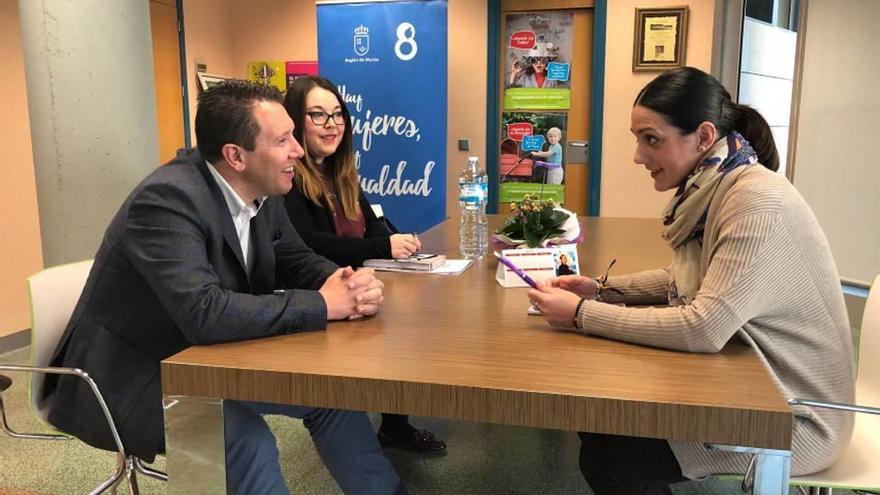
[576,165,855,478]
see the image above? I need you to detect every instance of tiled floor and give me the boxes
[0,346,852,494]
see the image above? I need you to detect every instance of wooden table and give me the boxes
[161,217,793,494]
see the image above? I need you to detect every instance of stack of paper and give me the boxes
[430,259,473,275]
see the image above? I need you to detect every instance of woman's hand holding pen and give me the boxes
[548,275,599,299]
[390,233,421,258]
[528,276,595,329]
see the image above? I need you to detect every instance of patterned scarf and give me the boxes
[662,132,758,305]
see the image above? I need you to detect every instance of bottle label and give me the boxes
[459,183,485,203]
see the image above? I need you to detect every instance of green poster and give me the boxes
[500,183,564,203]
[504,88,571,110]
[499,111,568,203]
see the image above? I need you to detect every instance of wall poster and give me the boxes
[247,60,285,91]
[285,61,319,91]
[317,0,447,233]
[504,12,573,110]
[499,111,567,203]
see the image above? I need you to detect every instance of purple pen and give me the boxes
[494,252,539,288]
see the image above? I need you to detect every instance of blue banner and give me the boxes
[317,0,448,233]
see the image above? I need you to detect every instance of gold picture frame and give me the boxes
[632,6,688,72]
[197,73,233,91]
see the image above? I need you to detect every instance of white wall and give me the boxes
[739,17,797,175]
[791,0,880,285]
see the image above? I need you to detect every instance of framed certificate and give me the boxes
[196,73,233,91]
[632,6,688,72]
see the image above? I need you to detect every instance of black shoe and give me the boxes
[377,428,447,454]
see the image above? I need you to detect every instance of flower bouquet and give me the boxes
[492,194,582,250]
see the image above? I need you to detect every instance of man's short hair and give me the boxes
[195,80,284,163]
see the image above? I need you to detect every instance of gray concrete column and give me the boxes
[19,0,159,266]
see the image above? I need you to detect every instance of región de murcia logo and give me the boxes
[354,25,370,56]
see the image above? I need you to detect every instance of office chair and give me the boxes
[737,275,880,495]
[0,260,167,495]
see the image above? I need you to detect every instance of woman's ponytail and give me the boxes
[731,103,780,171]
[637,67,781,171]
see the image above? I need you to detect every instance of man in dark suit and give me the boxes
[44,81,406,494]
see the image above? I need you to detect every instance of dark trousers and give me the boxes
[579,432,687,495]
[224,401,407,495]
[380,413,411,432]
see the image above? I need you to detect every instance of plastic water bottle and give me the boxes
[459,156,488,259]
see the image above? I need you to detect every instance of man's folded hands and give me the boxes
[319,267,385,320]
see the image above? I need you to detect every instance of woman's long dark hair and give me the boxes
[635,67,779,171]
[283,76,360,220]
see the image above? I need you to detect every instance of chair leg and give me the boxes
[741,454,756,492]
[0,395,69,441]
[125,457,139,495]
[131,455,168,481]
[88,453,127,495]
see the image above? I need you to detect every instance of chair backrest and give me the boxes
[27,259,94,421]
[856,275,880,404]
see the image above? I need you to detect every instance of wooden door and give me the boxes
[499,0,593,215]
[150,0,185,163]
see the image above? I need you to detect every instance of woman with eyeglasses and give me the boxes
[528,67,854,494]
[282,75,447,455]
[507,45,558,89]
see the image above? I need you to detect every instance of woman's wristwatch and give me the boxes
[574,297,587,329]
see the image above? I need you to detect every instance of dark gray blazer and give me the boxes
[44,149,337,461]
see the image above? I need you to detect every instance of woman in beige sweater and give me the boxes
[528,67,855,494]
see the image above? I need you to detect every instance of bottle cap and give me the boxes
[467,156,479,163]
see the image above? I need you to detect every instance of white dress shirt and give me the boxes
[205,161,266,275]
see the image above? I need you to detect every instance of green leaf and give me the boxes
[497,206,572,248]
[549,210,568,225]
[524,228,541,247]
[496,216,523,237]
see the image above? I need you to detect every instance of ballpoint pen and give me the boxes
[409,232,420,254]
[494,252,538,288]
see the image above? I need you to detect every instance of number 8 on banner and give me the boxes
[395,22,418,61]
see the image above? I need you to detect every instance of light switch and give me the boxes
[566,141,589,164]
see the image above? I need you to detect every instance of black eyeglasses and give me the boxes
[599,258,616,287]
[307,111,346,126]
[527,57,550,65]
[596,258,624,300]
